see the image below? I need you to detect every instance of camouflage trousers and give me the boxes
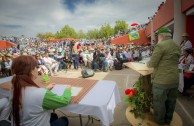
[152,85,178,125]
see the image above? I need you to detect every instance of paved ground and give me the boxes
[55,68,194,126]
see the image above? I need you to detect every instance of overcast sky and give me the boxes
[0,0,165,37]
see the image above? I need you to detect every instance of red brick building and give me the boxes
[111,29,150,45]
[111,0,194,46]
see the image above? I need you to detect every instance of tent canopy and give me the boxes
[0,40,17,50]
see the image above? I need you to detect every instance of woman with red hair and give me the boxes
[11,55,71,126]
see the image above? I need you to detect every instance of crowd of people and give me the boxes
[0,38,152,77]
[0,37,153,126]
[0,33,193,93]
[0,32,193,92]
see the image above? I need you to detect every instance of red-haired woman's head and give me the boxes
[11,55,39,126]
[11,55,37,78]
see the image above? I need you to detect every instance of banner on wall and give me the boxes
[129,31,140,41]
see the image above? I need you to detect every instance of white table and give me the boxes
[0,77,121,126]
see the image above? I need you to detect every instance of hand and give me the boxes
[46,83,56,90]
[66,85,72,90]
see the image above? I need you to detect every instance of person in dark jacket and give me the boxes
[116,47,127,64]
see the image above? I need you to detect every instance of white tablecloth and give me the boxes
[60,80,121,126]
[0,77,121,126]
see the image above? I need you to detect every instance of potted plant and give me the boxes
[125,76,152,118]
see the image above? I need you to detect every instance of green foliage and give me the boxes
[37,32,55,40]
[86,23,114,39]
[114,20,128,35]
[36,20,129,40]
[55,31,63,39]
[36,32,45,40]
[57,24,78,38]
[86,29,100,39]
[45,32,55,40]
[77,30,86,39]
[125,76,152,119]
[99,23,114,39]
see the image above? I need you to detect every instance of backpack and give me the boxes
[114,60,122,70]
[81,68,95,78]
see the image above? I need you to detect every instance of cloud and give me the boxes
[62,0,96,12]
[0,24,23,28]
[0,0,165,37]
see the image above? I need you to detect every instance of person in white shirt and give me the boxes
[179,49,194,71]
[141,46,150,58]
[112,49,117,60]
[145,46,151,56]
[49,47,56,54]
[57,46,62,53]
[35,54,49,75]
[43,53,59,76]
[105,50,114,70]
[80,47,89,67]
[5,57,12,70]
[133,48,139,61]
[123,48,132,61]
[55,52,66,70]
[10,55,71,126]
[130,43,134,49]
[87,48,94,68]
[141,47,147,58]
[179,49,194,94]
[181,33,193,55]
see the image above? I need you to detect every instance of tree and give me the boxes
[55,31,62,39]
[99,23,114,39]
[86,29,100,39]
[77,30,86,39]
[36,32,55,40]
[36,32,45,40]
[44,32,55,40]
[114,20,128,35]
[58,24,78,38]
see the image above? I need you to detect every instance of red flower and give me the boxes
[125,88,136,96]
[130,89,136,96]
[125,89,131,95]
[129,92,133,96]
